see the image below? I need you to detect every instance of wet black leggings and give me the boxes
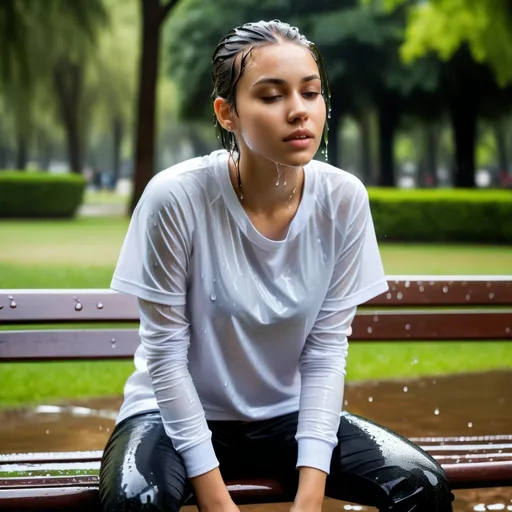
[99,411,454,512]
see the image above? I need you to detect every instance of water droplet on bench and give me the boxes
[411,358,418,365]
[97,302,104,309]
[373,315,379,322]
[405,281,410,288]
[9,300,17,308]
[396,292,403,300]
[419,286,424,292]
[465,294,471,301]
[405,324,411,330]
[367,327,373,334]
[489,293,495,299]
[386,293,392,299]
[75,302,83,311]
[506,328,510,334]
[442,286,448,293]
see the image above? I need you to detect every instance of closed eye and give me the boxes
[303,92,321,99]
[261,95,282,103]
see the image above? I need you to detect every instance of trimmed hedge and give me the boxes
[0,171,86,218]
[368,188,512,244]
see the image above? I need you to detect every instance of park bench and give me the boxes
[0,276,511,511]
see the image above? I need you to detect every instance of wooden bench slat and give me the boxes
[2,310,511,361]
[2,277,512,324]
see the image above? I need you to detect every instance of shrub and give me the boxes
[0,171,86,218]
[368,188,512,244]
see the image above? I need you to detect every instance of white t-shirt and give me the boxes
[111,149,388,478]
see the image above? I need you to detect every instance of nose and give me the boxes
[287,93,308,123]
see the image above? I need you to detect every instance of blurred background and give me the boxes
[0,2,511,511]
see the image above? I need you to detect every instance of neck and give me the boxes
[228,151,304,214]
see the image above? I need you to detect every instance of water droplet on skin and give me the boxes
[150,211,154,216]
[434,408,440,415]
[367,327,373,334]
[442,286,449,293]
[75,302,83,311]
[368,396,373,402]
[45,429,50,434]
[468,422,473,428]
[403,386,408,393]
[153,222,157,227]
[224,382,228,387]
[97,302,103,310]
[210,293,216,301]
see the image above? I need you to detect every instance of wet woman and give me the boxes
[99,20,454,512]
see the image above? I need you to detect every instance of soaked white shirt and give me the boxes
[111,149,388,478]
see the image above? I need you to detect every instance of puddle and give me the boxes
[0,371,510,512]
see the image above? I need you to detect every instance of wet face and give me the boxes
[228,41,327,167]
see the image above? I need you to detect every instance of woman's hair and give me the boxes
[211,20,331,156]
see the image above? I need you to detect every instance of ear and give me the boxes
[213,97,236,132]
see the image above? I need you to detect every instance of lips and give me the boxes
[284,129,314,142]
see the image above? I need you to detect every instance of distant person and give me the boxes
[100,20,454,512]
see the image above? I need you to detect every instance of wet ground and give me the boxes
[1,370,511,511]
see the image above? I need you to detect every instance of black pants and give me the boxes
[99,411,454,511]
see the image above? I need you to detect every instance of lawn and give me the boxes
[0,215,511,408]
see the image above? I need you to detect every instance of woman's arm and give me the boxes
[295,182,388,509]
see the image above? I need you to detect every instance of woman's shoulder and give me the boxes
[310,158,368,204]
[141,151,221,208]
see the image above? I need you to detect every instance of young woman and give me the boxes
[100,20,454,512]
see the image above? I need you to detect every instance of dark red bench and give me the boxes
[1,276,511,511]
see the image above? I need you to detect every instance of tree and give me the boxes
[0,0,107,172]
[129,0,182,214]
[384,0,512,87]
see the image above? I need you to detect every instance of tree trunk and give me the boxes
[16,133,28,170]
[0,144,7,169]
[54,61,83,174]
[377,95,398,187]
[113,116,123,188]
[494,118,509,184]
[449,96,477,188]
[423,123,438,187]
[129,0,163,213]
[359,108,372,185]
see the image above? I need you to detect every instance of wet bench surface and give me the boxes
[1,277,511,511]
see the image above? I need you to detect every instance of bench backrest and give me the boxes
[1,276,511,361]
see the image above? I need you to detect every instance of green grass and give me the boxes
[0,217,511,408]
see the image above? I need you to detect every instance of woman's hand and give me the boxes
[292,466,327,512]
[191,468,240,512]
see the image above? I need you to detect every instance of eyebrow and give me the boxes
[252,74,321,87]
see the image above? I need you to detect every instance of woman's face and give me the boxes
[231,41,327,168]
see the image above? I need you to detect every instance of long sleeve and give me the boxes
[111,173,217,477]
[296,182,388,474]
[138,299,219,477]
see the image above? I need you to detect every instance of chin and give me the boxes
[281,150,315,168]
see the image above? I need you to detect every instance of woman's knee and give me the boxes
[380,462,454,511]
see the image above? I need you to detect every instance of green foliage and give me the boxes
[369,188,512,243]
[0,172,86,218]
[383,0,512,87]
